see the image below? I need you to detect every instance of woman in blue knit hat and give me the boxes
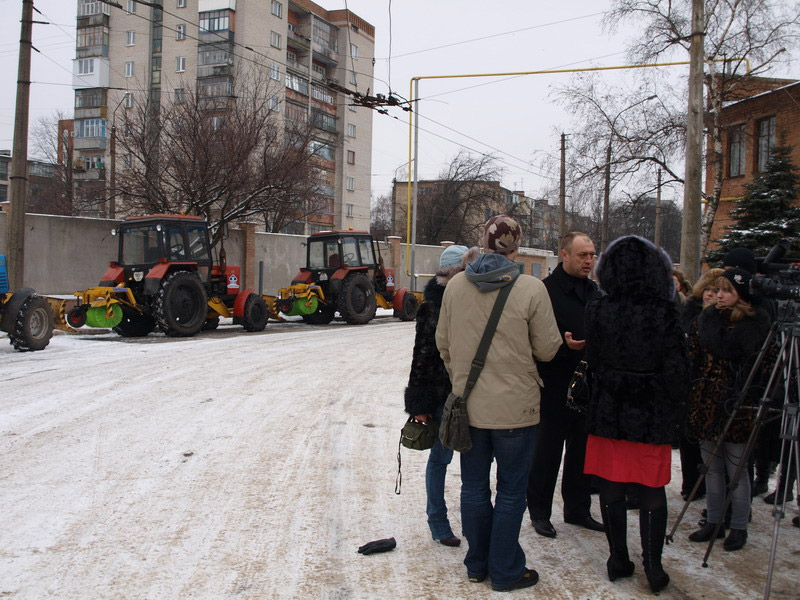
[404,244,479,547]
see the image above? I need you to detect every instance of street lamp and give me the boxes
[601,94,657,251]
[107,93,128,219]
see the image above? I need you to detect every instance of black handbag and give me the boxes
[439,280,515,453]
[400,417,438,451]
[566,360,591,414]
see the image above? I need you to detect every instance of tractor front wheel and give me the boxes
[337,273,376,325]
[301,304,336,325]
[113,311,156,337]
[242,294,268,332]
[154,271,207,337]
[9,294,54,351]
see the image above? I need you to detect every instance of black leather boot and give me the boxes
[640,506,670,594]
[601,500,635,582]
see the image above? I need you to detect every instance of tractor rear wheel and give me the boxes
[397,292,419,321]
[9,294,54,351]
[113,311,156,337]
[242,294,268,332]
[154,271,207,337]
[337,273,376,325]
[202,317,220,330]
[301,304,336,325]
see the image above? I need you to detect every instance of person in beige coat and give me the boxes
[436,215,561,592]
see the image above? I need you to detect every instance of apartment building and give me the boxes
[71,0,374,232]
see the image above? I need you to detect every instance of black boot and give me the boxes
[600,500,635,582]
[640,506,670,594]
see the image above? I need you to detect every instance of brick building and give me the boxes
[705,76,800,251]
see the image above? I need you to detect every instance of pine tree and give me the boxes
[706,142,800,265]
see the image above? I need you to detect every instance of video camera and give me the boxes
[751,239,800,300]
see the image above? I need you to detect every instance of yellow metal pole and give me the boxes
[403,57,750,277]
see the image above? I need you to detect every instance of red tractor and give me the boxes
[276,230,420,325]
[67,214,271,337]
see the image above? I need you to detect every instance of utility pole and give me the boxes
[6,0,34,289]
[602,141,611,252]
[559,133,566,242]
[109,124,117,219]
[681,0,705,281]
[654,168,663,247]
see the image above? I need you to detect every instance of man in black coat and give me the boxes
[527,232,604,538]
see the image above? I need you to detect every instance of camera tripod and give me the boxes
[666,300,799,600]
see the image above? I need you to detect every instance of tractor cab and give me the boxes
[304,231,382,281]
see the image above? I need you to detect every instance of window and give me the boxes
[311,84,333,104]
[125,61,135,77]
[349,70,357,85]
[357,237,374,263]
[311,110,336,133]
[122,154,132,170]
[346,203,355,217]
[286,72,308,95]
[199,10,230,33]
[123,92,134,108]
[309,140,335,161]
[349,103,357,113]
[77,58,95,76]
[268,95,279,110]
[78,0,107,17]
[174,88,186,104]
[757,116,776,172]
[198,45,231,66]
[177,0,187,7]
[77,25,109,49]
[126,30,136,46]
[82,156,104,170]
[312,18,337,52]
[270,31,282,49]
[729,124,746,177]
[176,24,186,40]
[211,116,225,131]
[269,63,281,81]
[350,43,358,58]
[312,63,326,78]
[346,150,355,165]
[75,119,107,138]
[271,0,283,17]
[285,101,307,122]
[75,88,106,108]
[126,0,136,13]
[346,177,355,191]
[347,123,356,138]
[176,56,186,72]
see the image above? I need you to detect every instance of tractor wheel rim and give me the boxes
[174,285,202,323]
[29,307,48,338]
[353,287,366,312]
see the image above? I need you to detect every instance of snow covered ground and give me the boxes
[1,317,798,599]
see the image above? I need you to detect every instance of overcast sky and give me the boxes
[0,0,795,205]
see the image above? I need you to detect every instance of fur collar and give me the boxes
[423,275,446,308]
[697,304,771,363]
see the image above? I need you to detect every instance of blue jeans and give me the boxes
[426,404,455,539]
[460,425,537,588]
[701,440,751,530]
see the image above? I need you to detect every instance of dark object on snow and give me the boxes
[357,537,396,555]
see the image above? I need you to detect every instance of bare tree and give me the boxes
[605,0,800,251]
[29,110,74,215]
[395,151,504,246]
[370,194,393,240]
[116,68,325,247]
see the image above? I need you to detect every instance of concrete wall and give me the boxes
[0,212,555,296]
[0,212,118,294]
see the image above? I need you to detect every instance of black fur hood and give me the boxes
[697,304,771,364]
[596,235,674,301]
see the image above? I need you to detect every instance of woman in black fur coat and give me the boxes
[686,269,773,552]
[404,245,479,547]
[583,236,689,595]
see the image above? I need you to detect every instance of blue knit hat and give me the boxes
[439,245,469,268]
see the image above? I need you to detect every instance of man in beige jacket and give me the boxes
[436,215,561,592]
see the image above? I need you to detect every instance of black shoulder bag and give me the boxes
[439,280,515,453]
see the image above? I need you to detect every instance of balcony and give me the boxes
[199,29,235,44]
[287,25,310,50]
[74,137,107,151]
[197,63,234,78]
[286,58,309,76]
[312,42,337,66]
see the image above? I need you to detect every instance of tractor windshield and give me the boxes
[120,224,162,265]
[308,238,341,269]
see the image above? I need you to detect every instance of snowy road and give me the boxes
[1,319,798,599]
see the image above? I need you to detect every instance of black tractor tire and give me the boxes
[154,270,208,337]
[301,304,336,325]
[202,317,220,330]
[398,292,419,321]
[113,311,156,337]
[9,294,54,351]
[242,294,268,332]
[66,306,87,329]
[337,273,376,325]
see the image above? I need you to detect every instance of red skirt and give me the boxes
[584,434,671,487]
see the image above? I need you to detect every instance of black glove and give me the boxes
[357,537,396,555]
